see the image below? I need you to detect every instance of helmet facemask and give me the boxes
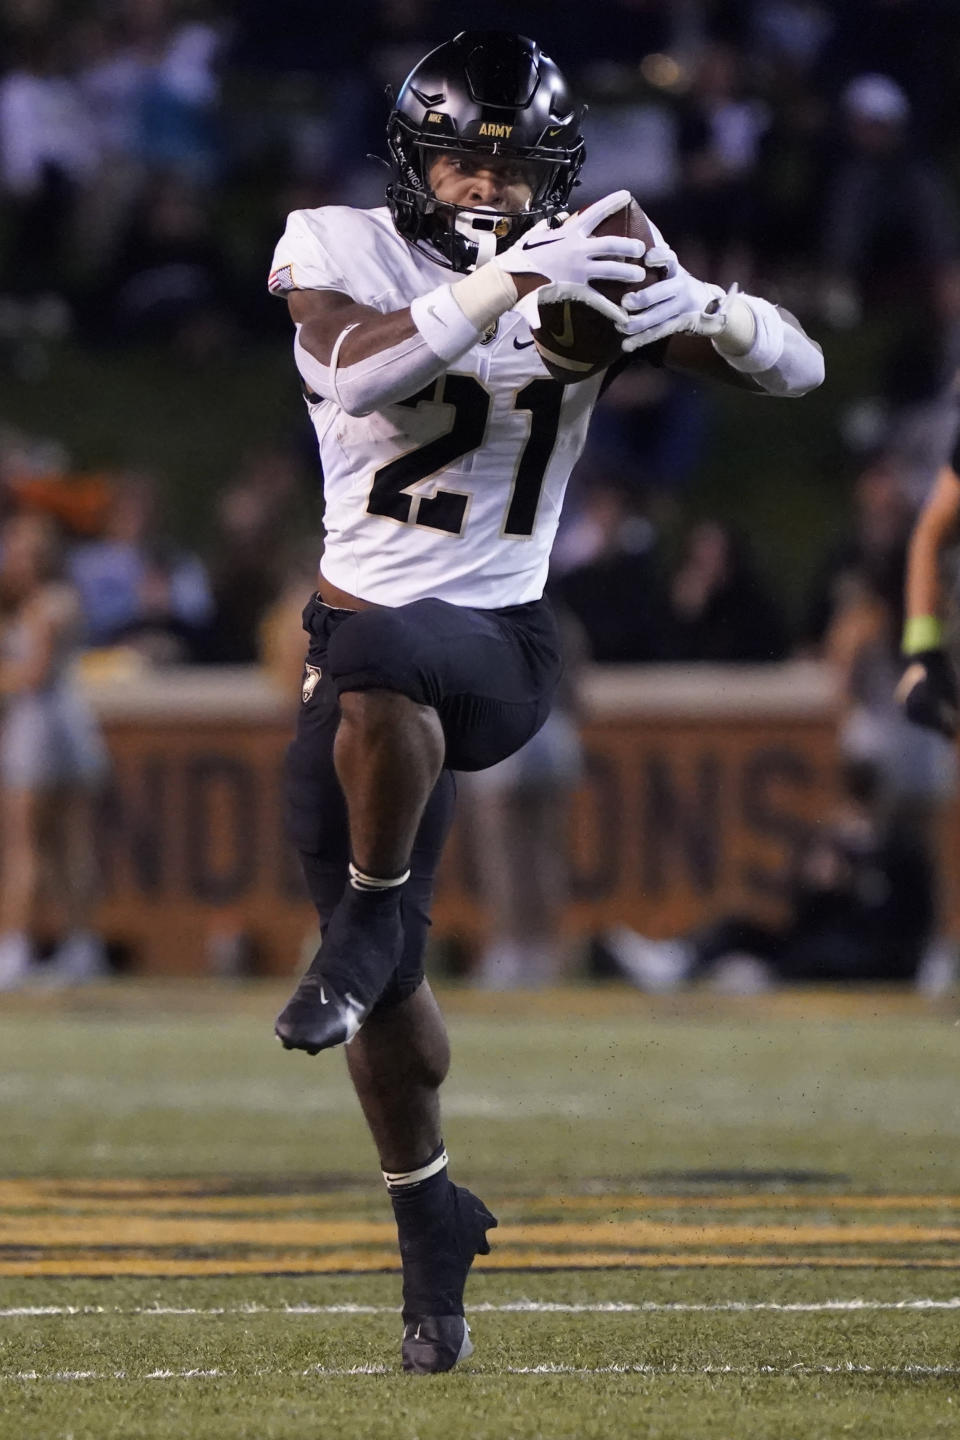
[387,125,580,271]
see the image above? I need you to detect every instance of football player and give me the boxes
[897,463,960,737]
[267,30,824,1374]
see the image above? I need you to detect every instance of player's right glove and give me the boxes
[896,624,959,738]
[493,190,649,292]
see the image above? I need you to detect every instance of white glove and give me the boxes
[495,189,649,291]
[617,244,726,351]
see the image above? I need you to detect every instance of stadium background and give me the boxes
[2,5,960,1439]
[4,0,960,977]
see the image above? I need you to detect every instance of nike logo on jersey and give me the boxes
[521,236,562,250]
[547,302,575,348]
[513,337,535,350]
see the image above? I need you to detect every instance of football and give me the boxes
[531,198,665,383]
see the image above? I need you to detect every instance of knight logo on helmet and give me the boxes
[385,31,586,273]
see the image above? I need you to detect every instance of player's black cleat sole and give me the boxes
[401,1315,473,1374]
[274,977,365,1055]
[400,1185,498,1374]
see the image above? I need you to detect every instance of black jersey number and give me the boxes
[366,374,564,539]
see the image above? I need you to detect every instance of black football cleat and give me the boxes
[274,886,404,1055]
[400,1185,498,1374]
[274,975,365,1055]
[402,1315,473,1374]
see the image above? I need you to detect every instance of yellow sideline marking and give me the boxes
[1,1216,957,1247]
[1,1181,957,1213]
[2,1253,960,1278]
[1,1180,957,1277]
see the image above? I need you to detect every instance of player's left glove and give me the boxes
[617,245,726,351]
[896,647,959,739]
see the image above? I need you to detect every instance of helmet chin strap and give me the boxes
[454,206,507,269]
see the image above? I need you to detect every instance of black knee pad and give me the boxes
[326,609,433,707]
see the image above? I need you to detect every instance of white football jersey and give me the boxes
[269,205,608,608]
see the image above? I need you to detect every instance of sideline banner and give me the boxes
[84,663,854,974]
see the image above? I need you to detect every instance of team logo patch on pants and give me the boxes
[302,664,322,704]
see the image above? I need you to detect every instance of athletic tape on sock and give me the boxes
[383,1148,449,1189]
[348,862,411,892]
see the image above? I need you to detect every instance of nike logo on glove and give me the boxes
[521,237,562,250]
[548,302,575,348]
[513,337,535,350]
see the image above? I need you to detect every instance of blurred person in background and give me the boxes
[67,472,212,661]
[672,41,770,289]
[825,514,955,832]
[819,74,959,330]
[95,173,238,354]
[824,491,955,992]
[895,455,960,991]
[265,27,822,1376]
[258,534,325,700]
[663,518,790,662]
[603,757,935,994]
[0,512,108,988]
[552,481,670,663]
[202,447,308,664]
[0,22,100,301]
[897,461,960,742]
[802,451,914,653]
[574,360,710,499]
[457,608,586,990]
[863,264,960,507]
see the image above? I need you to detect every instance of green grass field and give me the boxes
[1,982,959,1439]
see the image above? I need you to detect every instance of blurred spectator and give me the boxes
[750,76,831,288]
[95,174,238,354]
[802,452,913,652]
[67,472,213,660]
[672,41,770,286]
[92,0,226,184]
[0,512,108,988]
[458,610,587,989]
[749,2,834,82]
[663,519,790,662]
[601,758,936,992]
[819,74,959,329]
[258,535,324,700]
[551,482,669,663]
[0,25,100,297]
[575,88,678,210]
[1,423,115,536]
[576,364,710,498]
[861,265,960,505]
[823,541,955,831]
[203,447,307,664]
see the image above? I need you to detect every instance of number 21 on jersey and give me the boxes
[366,374,565,539]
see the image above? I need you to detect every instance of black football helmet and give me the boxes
[386,31,585,272]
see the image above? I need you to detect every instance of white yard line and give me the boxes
[2,1298,960,1318]
[5,1362,960,1382]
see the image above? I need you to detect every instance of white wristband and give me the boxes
[411,283,481,361]
[411,265,519,362]
[713,294,785,373]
